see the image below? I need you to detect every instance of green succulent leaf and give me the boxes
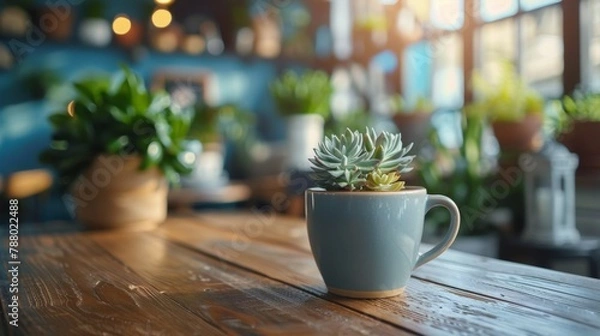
[310,128,414,191]
[366,169,405,192]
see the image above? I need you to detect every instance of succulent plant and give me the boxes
[366,169,405,192]
[309,128,414,191]
[270,70,332,118]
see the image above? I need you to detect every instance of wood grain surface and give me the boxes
[176,212,600,329]
[155,214,600,336]
[1,211,599,336]
[1,235,222,336]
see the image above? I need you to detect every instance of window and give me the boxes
[330,0,352,60]
[480,0,519,22]
[431,0,464,30]
[333,0,571,116]
[475,0,563,97]
[582,0,600,90]
[432,33,464,108]
[402,0,465,107]
[402,41,433,106]
[521,0,561,11]
[520,5,563,96]
[477,18,517,83]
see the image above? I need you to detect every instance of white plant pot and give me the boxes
[285,114,324,171]
[79,19,112,47]
[183,142,227,189]
[194,148,224,181]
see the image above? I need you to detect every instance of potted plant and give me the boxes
[185,103,254,188]
[40,66,194,231]
[35,1,75,41]
[417,108,507,256]
[471,62,545,158]
[557,90,600,171]
[390,95,434,154]
[324,108,373,135]
[306,128,460,299]
[78,0,112,47]
[270,69,332,172]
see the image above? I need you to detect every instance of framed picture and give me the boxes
[151,69,214,108]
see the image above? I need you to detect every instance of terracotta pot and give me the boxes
[38,6,75,41]
[115,20,143,48]
[559,121,600,170]
[492,114,543,153]
[70,155,168,231]
[391,112,431,152]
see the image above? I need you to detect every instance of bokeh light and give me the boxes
[67,101,75,117]
[112,15,132,35]
[152,9,173,28]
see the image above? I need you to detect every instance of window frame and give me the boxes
[396,0,579,104]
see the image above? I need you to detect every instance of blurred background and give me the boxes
[0,0,599,274]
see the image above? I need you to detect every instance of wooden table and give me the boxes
[168,183,252,208]
[3,212,600,335]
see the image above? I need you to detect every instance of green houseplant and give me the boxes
[471,62,545,157]
[40,66,194,230]
[306,128,460,299]
[270,70,333,171]
[390,95,435,154]
[185,103,255,187]
[418,108,526,257]
[556,90,600,170]
[418,108,495,236]
[324,108,373,136]
[270,70,332,118]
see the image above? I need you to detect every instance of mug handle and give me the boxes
[414,195,461,269]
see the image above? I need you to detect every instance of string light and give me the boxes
[155,0,174,5]
[152,9,172,28]
[112,15,132,35]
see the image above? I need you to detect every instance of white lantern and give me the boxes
[520,141,580,244]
